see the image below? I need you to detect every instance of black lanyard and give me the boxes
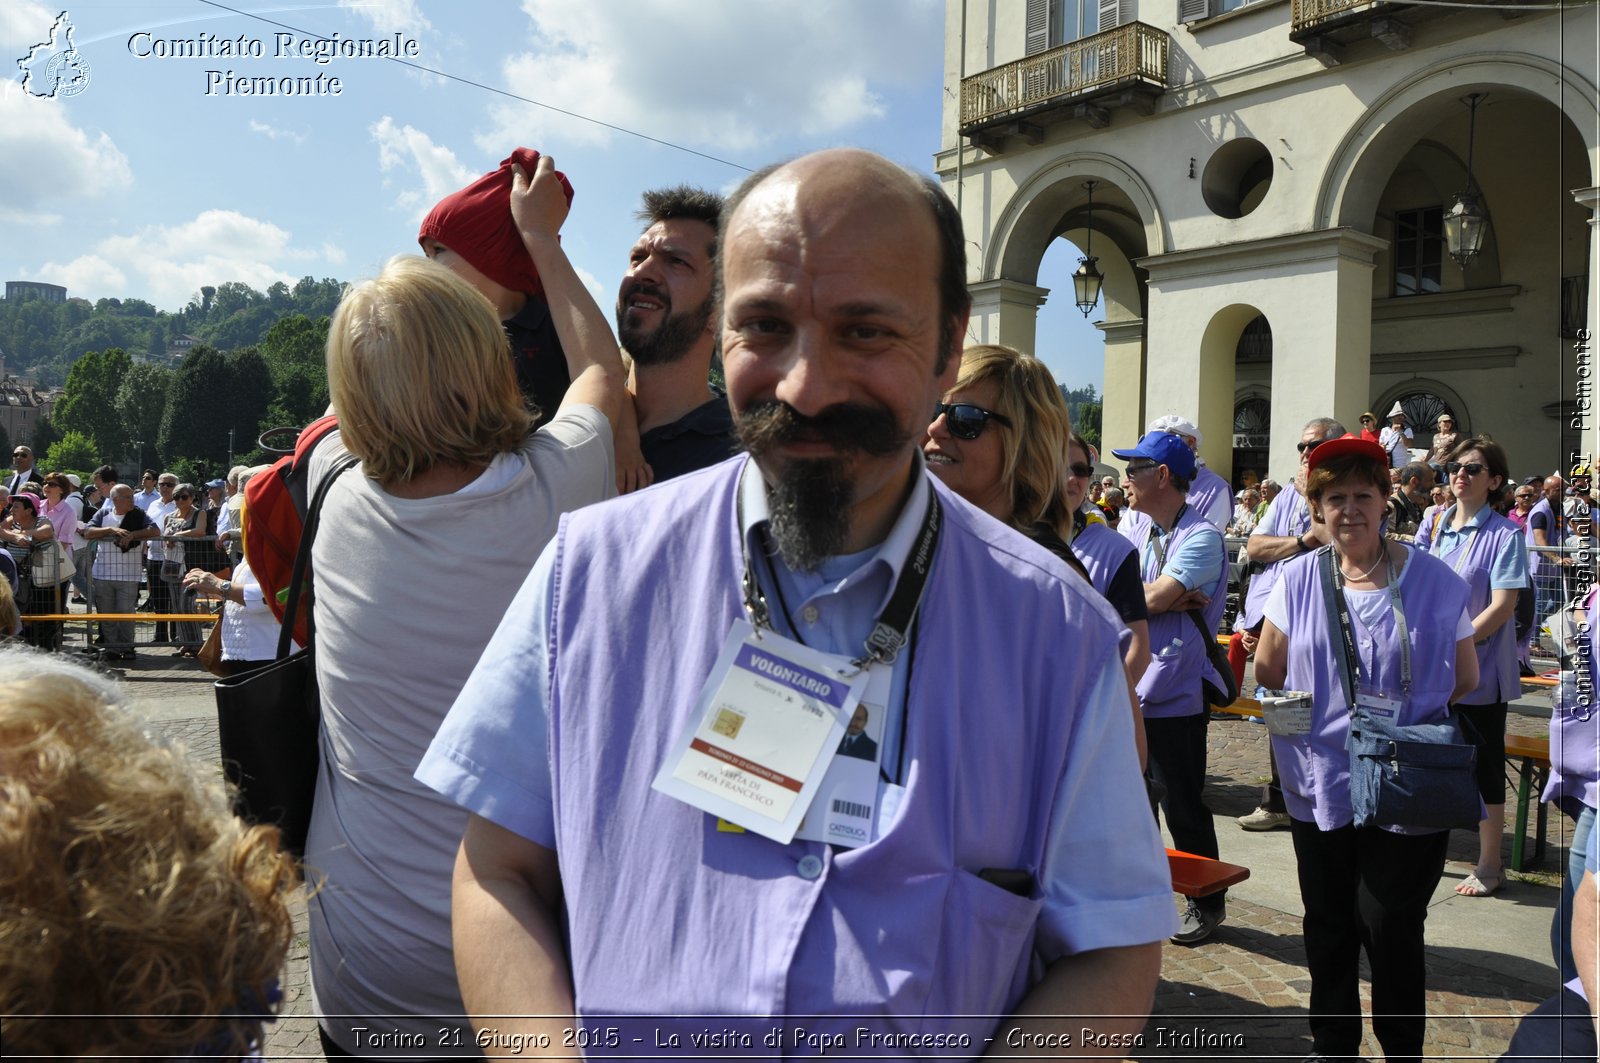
[738,474,942,674]
[1145,503,1187,575]
[1319,545,1412,708]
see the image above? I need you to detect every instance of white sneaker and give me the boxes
[1237,806,1290,831]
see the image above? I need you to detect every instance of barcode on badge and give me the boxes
[831,798,871,819]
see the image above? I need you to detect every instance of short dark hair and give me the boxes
[93,465,117,485]
[1398,461,1433,489]
[141,469,156,481]
[637,186,723,251]
[1448,435,1512,506]
[721,157,970,374]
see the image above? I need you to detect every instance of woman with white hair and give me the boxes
[302,156,624,1057]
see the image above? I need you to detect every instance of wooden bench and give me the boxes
[1167,848,1251,897]
[1505,731,1552,872]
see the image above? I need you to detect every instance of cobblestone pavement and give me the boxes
[110,646,1566,1061]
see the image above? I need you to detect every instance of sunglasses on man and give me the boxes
[933,402,1012,441]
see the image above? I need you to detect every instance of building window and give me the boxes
[1393,206,1443,296]
[1028,0,1120,52]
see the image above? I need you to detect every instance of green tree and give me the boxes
[29,412,61,455]
[1075,401,1103,453]
[117,362,172,469]
[159,346,232,466]
[55,347,131,452]
[259,313,330,428]
[227,347,274,456]
[44,430,100,475]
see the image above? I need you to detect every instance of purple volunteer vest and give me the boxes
[1071,518,1136,601]
[1189,465,1233,533]
[1134,504,1228,718]
[545,459,1136,1051]
[1268,546,1470,829]
[1426,507,1524,704]
[1239,484,1311,631]
[1545,586,1600,814]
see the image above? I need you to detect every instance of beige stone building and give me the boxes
[940,0,1597,483]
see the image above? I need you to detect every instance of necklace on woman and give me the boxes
[1338,543,1387,584]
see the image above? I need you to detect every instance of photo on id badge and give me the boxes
[795,675,893,849]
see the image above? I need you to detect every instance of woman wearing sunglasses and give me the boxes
[1424,436,1529,898]
[924,346,1149,755]
[923,345,1079,564]
[1,492,60,649]
[162,484,210,657]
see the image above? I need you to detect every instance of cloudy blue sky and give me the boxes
[1,0,1105,391]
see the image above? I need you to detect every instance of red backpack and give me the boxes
[242,415,341,648]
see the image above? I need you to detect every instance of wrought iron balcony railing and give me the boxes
[959,22,1169,132]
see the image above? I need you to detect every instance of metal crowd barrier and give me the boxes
[14,533,228,653]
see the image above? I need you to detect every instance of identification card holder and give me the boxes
[651,619,867,843]
[795,668,891,848]
[1356,690,1403,721]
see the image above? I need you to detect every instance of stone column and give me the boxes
[1141,228,1387,482]
[965,278,1049,353]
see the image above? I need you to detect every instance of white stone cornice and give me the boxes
[1138,228,1389,283]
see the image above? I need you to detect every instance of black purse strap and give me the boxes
[1186,607,1239,703]
[276,454,358,660]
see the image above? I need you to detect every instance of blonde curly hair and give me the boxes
[0,647,296,1058]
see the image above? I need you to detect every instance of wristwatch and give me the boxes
[220,580,233,595]
[1297,534,1312,553]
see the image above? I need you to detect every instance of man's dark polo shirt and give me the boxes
[639,394,739,481]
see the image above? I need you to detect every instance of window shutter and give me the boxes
[1026,0,1051,53]
[1099,0,1126,30]
[1178,0,1210,21]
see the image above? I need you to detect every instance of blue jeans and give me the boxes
[1552,804,1595,984]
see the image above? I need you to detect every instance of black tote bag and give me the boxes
[213,453,356,857]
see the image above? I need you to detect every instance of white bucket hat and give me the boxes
[1386,402,1406,420]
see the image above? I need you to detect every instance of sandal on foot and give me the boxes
[1455,871,1502,897]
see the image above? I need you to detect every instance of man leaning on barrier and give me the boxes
[419,147,1173,1054]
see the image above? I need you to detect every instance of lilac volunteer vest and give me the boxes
[1238,484,1311,631]
[1427,507,1524,705]
[545,460,1134,1049]
[1544,586,1600,815]
[1071,518,1136,600]
[1188,465,1233,533]
[1134,505,1228,718]
[1268,546,1470,830]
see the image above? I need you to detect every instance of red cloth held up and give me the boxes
[417,147,574,298]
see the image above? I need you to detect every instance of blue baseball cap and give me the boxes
[1110,431,1196,480]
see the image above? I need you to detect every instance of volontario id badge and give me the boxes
[651,619,867,843]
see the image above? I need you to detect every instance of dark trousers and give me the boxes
[1289,818,1449,1062]
[1146,711,1224,912]
[145,559,171,641]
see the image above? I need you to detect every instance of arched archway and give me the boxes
[971,153,1170,459]
[1319,54,1599,232]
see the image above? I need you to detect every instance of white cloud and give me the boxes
[248,120,306,145]
[477,0,942,156]
[32,253,126,294]
[338,0,432,37]
[0,0,56,55]
[371,116,475,217]
[26,210,341,308]
[0,88,133,224]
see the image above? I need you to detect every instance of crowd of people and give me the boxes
[1,144,1595,1062]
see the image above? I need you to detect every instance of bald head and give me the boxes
[1546,474,1565,502]
[722,148,969,369]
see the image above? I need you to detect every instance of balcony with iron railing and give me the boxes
[959,22,1170,152]
[1289,0,1542,63]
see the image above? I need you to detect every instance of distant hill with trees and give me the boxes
[1,277,341,481]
